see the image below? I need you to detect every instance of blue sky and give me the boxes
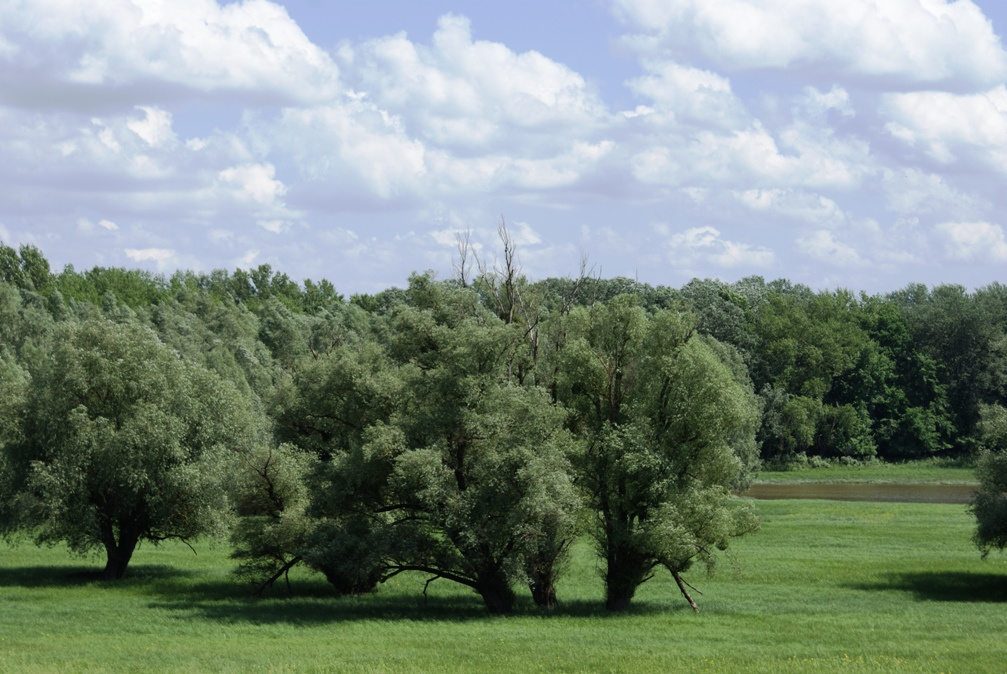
[3,0,1007,295]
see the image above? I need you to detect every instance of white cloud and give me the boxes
[268,100,428,201]
[796,229,862,266]
[626,61,746,129]
[882,86,1007,170]
[936,221,1007,261]
[218,163,286,205]
[799,86,855,118]
[0,0,341,106]
[258,220,287,234]
[633,120,869,190]
[511,222,541,246]
[99,219,118,231]
[882,168,987,218]
[664,225,775,268]
[127,106,175,147]
[125,247,175,269]
[733,189,846,227]
[348,14,607,151]
[237,249,259,267]
[613,0,1007,88]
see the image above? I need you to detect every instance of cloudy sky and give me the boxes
[3,0,1007,295]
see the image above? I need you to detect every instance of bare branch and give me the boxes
[672,570,700,612]
[453,229,474,288]
[253,556,303,597]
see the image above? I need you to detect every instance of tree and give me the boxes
[0,318,257,579]
[679,278,757,361]
[852,296,952,460]
[0,242,52,293]
[749,287,876,459]
[973,404,1007,557]
[279,278,582,613]
[547,295,761,611]
[230,443,316,593]
[893,284,1007,450]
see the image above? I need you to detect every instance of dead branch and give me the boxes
[672,570,700,612]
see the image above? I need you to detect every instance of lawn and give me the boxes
[1,499,1005,672]
[755,459,978,485]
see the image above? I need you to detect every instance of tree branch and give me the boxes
[253,556,303,597]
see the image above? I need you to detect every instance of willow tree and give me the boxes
[285,278,582,613]
[973,404,1007,557]
[0,318,257,579]
[547,295,761,611]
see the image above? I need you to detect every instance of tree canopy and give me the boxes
[0,317,258,579]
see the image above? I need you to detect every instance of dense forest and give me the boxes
[1,236,1006,613]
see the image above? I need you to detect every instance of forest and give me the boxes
[1,234,1007,616]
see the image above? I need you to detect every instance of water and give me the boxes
[744,482,976,504]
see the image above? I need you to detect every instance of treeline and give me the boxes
[1,239,1006,612]
[7,242,1006,461]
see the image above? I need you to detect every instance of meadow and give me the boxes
[756,459,978,485]
[1,496,1005,673]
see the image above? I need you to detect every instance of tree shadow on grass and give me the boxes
[853,571,1007,603]
[142,578,678,625]
[0,563,191,588]
[0,562,688,623]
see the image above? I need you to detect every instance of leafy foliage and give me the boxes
[547,295,761,610]
[0,318,258,579]
[4,239,1007,607]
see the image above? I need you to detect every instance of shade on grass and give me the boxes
[1,499,1006,672]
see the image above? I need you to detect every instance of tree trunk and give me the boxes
[604,547,649,611]
[475,571,516,615]
[101,524,139,580]
[529,576,558,610]
[319,565,381,596]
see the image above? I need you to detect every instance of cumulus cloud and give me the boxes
[265,99,428,203]
[798,86,855,119]
[734,188,847,227]
[218,163,286,205]
[613,0,1007,88]
[796,229,863,266]
[77,217,120,233]
[882,86,1007,170]
[661,225,775,269]
[882,168,987,218]
[125,247,175,269]
[936,221,1007,262]
[127,106,175,147]
[3,2,1007,295]
[632,119,870,190]
[626,61,746,129]
[346,14,607,151]
[0,0,341,109]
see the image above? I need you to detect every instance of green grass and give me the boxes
[756,459,978,485]
[2,500,1005,672]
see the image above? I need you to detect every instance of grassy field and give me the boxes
[1,498,1005,672]
[756,459,978,485]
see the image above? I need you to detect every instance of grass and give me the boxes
[2,499,1005,672]
[755,459,978,485]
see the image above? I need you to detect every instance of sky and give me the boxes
[3,0,1007,295]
